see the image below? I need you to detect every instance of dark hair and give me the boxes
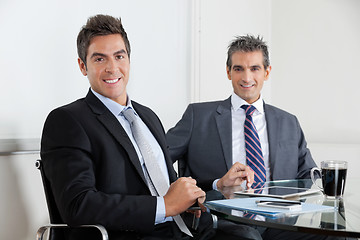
[226,35,270,69]
[77,14,131,66]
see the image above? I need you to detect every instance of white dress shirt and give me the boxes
[231,93,270,182]
[213,93,270,189]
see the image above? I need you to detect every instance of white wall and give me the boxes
[0,153,44,240]
[271,0,360,145]
[191,0,272,103]
[0,0,191,138]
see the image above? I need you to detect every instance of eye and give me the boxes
[95,57,104,62]
[251,66,260,71]
[116,55,125,60]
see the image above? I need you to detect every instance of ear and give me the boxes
[264,65,272,81]
[78,58,87,76]
[226,66,231,80]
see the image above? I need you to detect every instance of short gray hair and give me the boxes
[226,35,270,69]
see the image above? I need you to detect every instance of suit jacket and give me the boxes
[166,97,317,191]
[41,90,178,239]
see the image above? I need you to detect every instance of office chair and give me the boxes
[35,159,108,240]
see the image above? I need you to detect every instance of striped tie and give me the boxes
[241,105,266,183]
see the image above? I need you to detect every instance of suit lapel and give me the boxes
[264,103,278,180]
[85,90,148,185]
[215,97,233,170]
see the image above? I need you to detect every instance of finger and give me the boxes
[230,170,249,180]
[246,172,251,187]
[245,166,252,178]
[186,176,197,184]
[197,195,206,204]
[179,177,197,184]
[192,189,206,203]
[249,169,254,183]
[247,171,255,188]
[244,166,251,174]
[232,162,247,172]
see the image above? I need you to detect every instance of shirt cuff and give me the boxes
[213,179,219,190]
[155,196,166,224]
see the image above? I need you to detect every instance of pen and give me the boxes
[255,200,301,205]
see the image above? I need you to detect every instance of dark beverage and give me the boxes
[310,160,348,198]
[322,167,347,197]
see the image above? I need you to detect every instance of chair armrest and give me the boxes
[211,214,218,229]
[36,224,108,240]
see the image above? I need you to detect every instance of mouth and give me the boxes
[103,77,121,84]
[241,83,255,88]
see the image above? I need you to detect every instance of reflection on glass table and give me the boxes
[204,179,360,238]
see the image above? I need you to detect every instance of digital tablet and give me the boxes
[234,186,321,199]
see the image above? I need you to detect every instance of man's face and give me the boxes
[78,34,130,105]
[227,51,271,104]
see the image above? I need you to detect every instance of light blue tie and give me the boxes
[122,107,192,237]
[241,105,266,183]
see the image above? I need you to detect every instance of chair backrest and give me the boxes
[36,159,64,224]
[36,159,109,240]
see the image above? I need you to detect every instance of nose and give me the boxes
[105,59,119,74]
[241,70,252,82]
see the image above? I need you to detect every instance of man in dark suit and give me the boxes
[166,35,336,240]
[41,14,229,240]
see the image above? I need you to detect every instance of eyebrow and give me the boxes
[114,49,127,55]
[250,65,262,69]
[90,52,106,59]
[232,64,262,69]
[232,65,244,69]
[90,49,127,59]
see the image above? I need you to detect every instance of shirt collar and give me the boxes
[91,88,134,116]
[231,92,264,114]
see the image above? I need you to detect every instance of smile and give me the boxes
[104,78,120,84]
[241,84,254,88]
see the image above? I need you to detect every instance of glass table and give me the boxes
[205,178,360,238]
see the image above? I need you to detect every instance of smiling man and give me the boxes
[166,35,321,240]
[40,14,220,240]
[78,34,130,105]
[227,50,270,105]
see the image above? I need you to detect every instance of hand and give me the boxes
[164,177,206,217]
[186,195,207,218]
[216,162,254,189]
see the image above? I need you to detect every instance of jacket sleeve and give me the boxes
[166,104,194,163]
[294,117,318,179]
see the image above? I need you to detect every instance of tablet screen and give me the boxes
[267,186,309,195]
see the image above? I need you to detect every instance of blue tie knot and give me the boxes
[241,105,256,116]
